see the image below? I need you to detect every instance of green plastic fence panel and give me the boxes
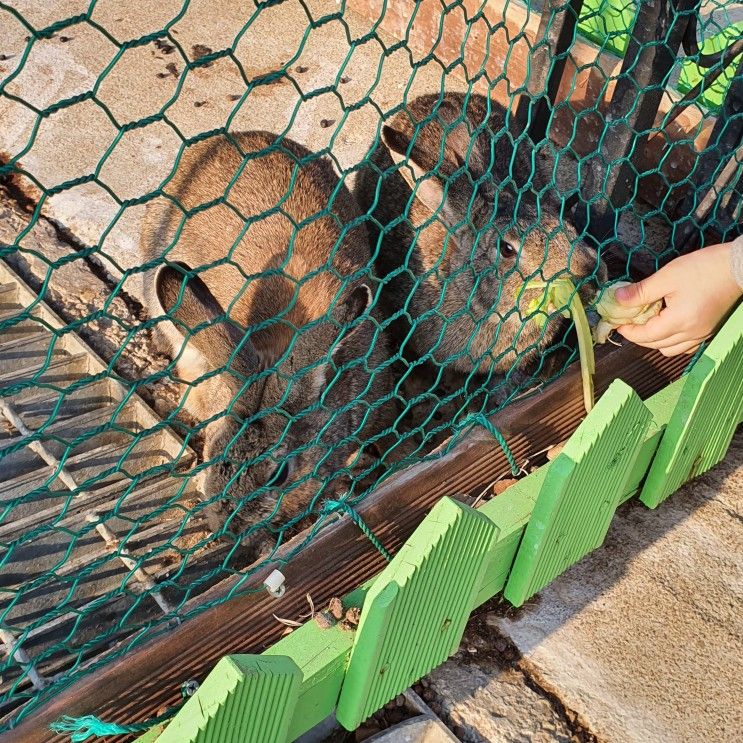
[263,586,367,742]
[335,497,497,731]
[577,0,636,57]
[504,379,652,607]
[473,466,548,606]
[641,302,743,509]
[618,377,684,505]
[134,725,167,743]
[677,22,743,112]
[155,655,301,743]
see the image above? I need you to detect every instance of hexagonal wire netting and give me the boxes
[0,0,740,729]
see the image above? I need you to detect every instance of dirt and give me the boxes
[328,596,345,620]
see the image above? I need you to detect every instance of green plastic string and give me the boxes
[49,710,175,742]
[683,342,708,374]
[48,679,198,741]
[322,499,393,562]
[465,413,520,476]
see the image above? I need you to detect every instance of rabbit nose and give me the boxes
[578,280,600,306]
[577,262,608,306]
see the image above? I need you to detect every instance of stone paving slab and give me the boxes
[491,431,743,743]
[423,646,578,743]
[0,0,465,300]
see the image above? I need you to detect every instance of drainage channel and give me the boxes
[0,260,225,724]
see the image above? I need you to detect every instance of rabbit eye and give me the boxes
[268,461,289,488]
[499,240,518,258]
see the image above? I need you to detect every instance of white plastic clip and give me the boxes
[263,569,286,598]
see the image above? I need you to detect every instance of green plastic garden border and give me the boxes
[676,22,743,112]
[575,1,741,112]
[136,301,742,743]
[577,0,636,58]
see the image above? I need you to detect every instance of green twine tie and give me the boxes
[466,413,520,476]
[322,499,392,561]
[683,342,707,374]
[49,713,168,741]
[49,685,192,741]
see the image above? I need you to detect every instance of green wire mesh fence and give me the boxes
[0,0,740,730]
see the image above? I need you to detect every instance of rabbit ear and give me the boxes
[154,262,260,378]
[381,119,475,224]
[336,283,373,331]
[382,124,446,216]
[330,283,373,357]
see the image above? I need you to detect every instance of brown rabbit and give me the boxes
[357,92,606,389]
[139,131,393,560]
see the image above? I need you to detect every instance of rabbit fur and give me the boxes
[139,131,393,559]
[356,92,607,388]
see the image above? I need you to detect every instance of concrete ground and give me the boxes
[423,430,743,743]
[0,0,467,304]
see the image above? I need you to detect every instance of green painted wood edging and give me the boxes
[641,301,743,508]
[144,305,742,743]
[335,497,497,730]
[504,380,652,606]
[577,0,636,58]
[133,725,167,743]
[264,586,368,742]
[153,655,301,743]
[677,22,743,112]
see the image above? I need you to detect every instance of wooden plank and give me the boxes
[133,726,166,743]
[473,466,547,605]
[474,376,687,607]
[0,261,192,465]
[7,342,687,743]
[619,377,684,505]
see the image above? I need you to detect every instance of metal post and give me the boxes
[516,0,585,145]
[671,58,743,253]
[575,0,701,243]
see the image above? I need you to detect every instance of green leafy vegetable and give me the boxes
[521,278,595,414]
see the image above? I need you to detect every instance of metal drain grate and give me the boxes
[0,260,222,722]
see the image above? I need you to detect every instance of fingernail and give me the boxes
[614,286,629,301]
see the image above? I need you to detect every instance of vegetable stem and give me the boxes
[522,278,595,414]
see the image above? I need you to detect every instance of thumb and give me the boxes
[614,273,667,307]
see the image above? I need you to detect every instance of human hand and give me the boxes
[614,242,743,356]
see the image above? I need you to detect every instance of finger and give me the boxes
[617,331,688,351]
[614,272,671,307]
[616,310,680,345]
[653,333,691,350]
[659,339,705,357]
